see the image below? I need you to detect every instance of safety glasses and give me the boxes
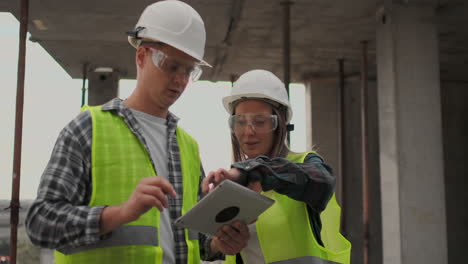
[228,113,278,134]
[143,46,203,82]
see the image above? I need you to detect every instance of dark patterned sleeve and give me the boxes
[25,111,106,249]
[231,153,336,213]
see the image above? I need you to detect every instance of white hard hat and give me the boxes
[128,0,211,67]
[223,69,293,123]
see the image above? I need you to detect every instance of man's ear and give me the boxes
[136,47,146,69]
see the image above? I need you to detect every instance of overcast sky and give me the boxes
[0,12,306,200]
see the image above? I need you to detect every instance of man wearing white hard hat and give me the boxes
[203,70,351,264]
[26,1,249,263]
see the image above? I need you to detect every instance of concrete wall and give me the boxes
[306,77,383,264]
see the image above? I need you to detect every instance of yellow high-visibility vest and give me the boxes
[225,152,351,264]
[55,106,201,264]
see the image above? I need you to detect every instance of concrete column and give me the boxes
[304,80,313,151]
[305,78,342,200]
[342,79,384,264]
[440,81,468,264]
[88,70,119,106]
[306,76,384,264]
[376,3,447,264]
[366,80,383,264]
[341,79,364,264]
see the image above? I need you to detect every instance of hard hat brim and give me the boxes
[128,36,212,68]
[222,93,293,123]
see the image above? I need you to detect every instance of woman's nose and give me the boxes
[243,123,256,135]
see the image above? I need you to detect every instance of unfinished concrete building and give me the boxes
[1,0,467,263]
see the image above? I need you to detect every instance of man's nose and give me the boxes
[172,71,189,86]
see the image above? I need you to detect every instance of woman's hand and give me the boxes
[247,181,262,193]
[202,168,241,193]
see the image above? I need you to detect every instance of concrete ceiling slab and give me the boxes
[1,0,467,82]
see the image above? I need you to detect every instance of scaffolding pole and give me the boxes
[361,40,370,264]
[10,0,29,263]
[281,0,293,142]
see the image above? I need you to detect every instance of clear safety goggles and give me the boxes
[143,46,203,82]
[228,113,278,134]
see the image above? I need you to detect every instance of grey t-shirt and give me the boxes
[131,109,174,264]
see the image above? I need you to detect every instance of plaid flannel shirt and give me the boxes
[25,98,215,263]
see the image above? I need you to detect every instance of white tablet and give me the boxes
[174,180,275,236]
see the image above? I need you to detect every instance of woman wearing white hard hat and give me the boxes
[203,70,351,264]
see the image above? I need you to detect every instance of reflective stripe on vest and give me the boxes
[270,256,341,264]
[225,152,351,264]
[57,226,159,255]
[55,106,201,264]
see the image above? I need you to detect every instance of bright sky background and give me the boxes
[0,12,306,200]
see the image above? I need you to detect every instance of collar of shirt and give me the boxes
[101,98,180,126]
